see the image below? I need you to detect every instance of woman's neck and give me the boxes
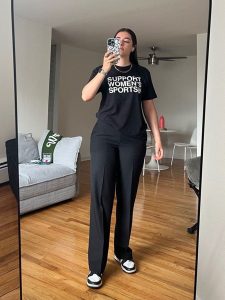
[116,57,131,67]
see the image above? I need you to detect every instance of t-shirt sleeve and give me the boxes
[89,66,100,80]
[142,69,157,101]
[88,66,103,94]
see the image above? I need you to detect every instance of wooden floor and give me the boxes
[0,184,20,300]
[21,159,197,300]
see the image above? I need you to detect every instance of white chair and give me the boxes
[143,133,160,175]
[170,128,197,169]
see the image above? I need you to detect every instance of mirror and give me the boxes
[14,0,209,298]
[0,0,21,299]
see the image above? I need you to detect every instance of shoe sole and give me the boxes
[87,281,102,289]
[114,255,136,274]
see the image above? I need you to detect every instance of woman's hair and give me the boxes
[114,28,139,65]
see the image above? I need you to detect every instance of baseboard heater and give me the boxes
[0,159,9,184]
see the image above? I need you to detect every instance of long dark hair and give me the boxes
[114,28,139,65]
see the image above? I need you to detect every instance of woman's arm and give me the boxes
[81,51,118,102]
[142,100,163,160]
[81,71,106,102]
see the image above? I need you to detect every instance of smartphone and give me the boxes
[107,38,120,63]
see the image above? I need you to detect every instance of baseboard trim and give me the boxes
[81,157,90,161]
[0,165,9,184]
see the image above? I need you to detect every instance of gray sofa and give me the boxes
[19,154,80,214]
[7,132,82,215]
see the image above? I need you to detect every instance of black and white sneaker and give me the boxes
[87,272,102,288]
[114,255,136,274]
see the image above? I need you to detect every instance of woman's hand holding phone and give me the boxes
[102,38,120,73]
[102,51,119,73]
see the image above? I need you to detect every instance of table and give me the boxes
[144,129,176,171]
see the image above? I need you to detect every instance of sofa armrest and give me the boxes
[5,138,19,200]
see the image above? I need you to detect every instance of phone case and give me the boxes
[107,38,120,56]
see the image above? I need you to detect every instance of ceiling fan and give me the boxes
[138,46,187,65]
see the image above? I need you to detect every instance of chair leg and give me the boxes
[184,146,187,170]
[156,159,160,172]
[187,222,198,234]
[153,146,160,172]
[142,158,145,176]
[171,145,176,166]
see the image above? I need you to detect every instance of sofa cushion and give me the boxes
[20,174,76,201]
[20,186,76,212]
[18,133,39,163]
[19,163,75,187]
[19,173,76,201]
[19,162,76,201]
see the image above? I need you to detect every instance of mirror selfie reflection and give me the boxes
[14,0,209,299]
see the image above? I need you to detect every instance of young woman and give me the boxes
[82,28,163,288]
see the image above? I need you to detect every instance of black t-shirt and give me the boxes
[89,64,157,137]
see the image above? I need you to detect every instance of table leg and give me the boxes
[145,155,169,171]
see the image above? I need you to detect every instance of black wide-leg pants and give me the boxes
[88,120,146,275]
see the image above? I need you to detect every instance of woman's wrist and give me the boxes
[102,62,112,73]
[98,68,108,76]
[155,139,162,146]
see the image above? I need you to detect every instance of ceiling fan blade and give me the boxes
[158,56,187,60]
[138,57,148,60]
[158,59,175,61]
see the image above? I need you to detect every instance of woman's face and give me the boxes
[115,31,135,58]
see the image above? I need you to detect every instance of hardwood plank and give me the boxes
[0,185,20,299]
[21,159,197,299]
[0,288,20,300]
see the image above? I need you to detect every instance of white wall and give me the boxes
[197,33,207,155]
[15,16,52,141]
[141,57,197,158]
[0,0,16,161]
[196,1,225,299]
[57,44,102,160]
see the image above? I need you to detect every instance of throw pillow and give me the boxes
[38,130,62,163]
[18,133,39,163]
[54,136,82,171]
[38,130,82,171]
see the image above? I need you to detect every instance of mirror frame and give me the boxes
[11,0,22,298]
[11,1,212,299]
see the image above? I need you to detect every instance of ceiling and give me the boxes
[14,0,209,57]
